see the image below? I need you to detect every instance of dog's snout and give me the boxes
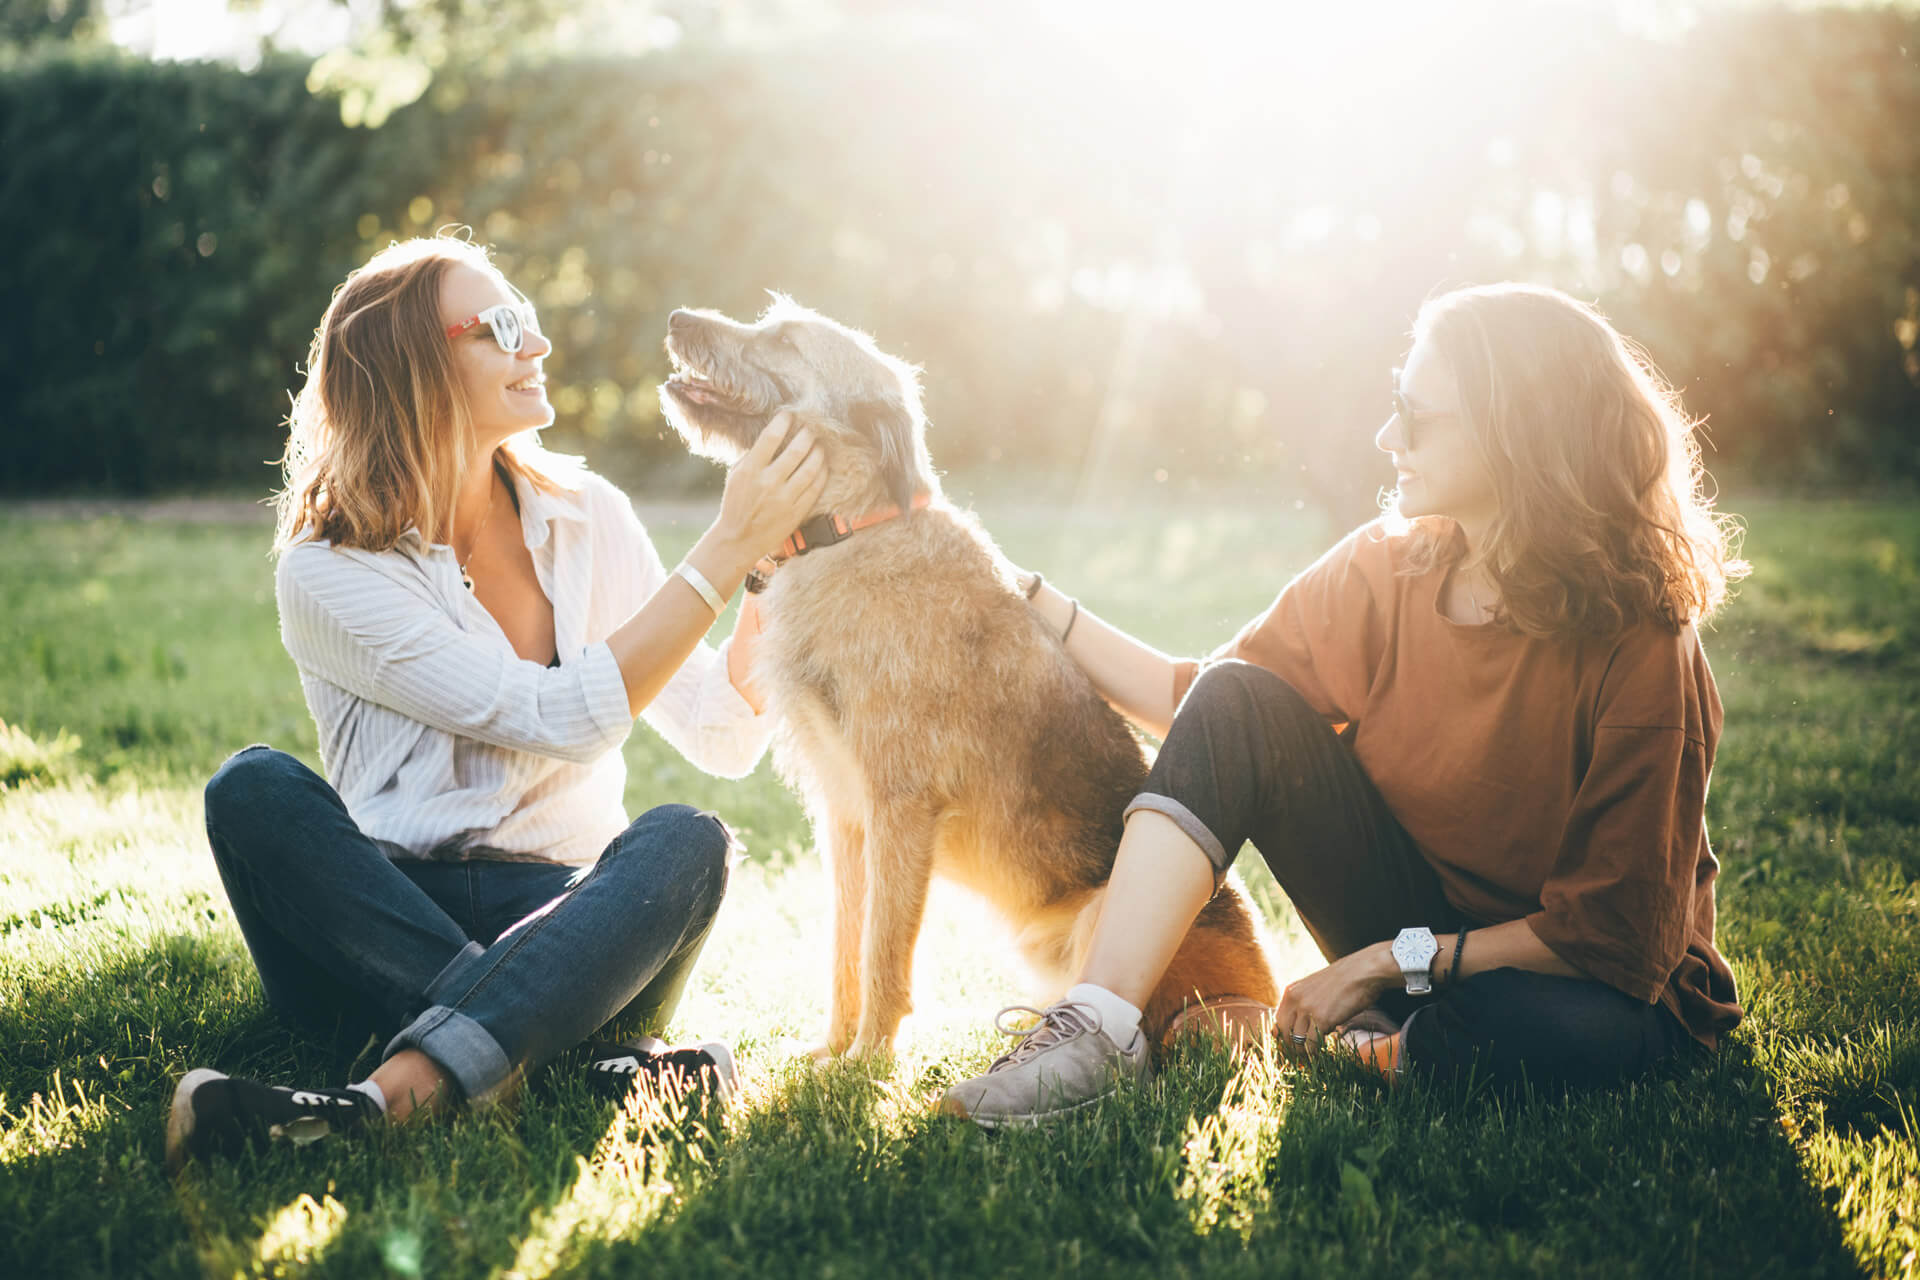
[668,308,694,333]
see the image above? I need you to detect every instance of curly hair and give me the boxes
[273,235,577,555]
[1394,283,1746,638]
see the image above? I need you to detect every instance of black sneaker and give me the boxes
[165,1068,380,1173]
[584,1035,737,1105]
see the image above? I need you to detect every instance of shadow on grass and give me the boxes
[1213,1039,1866,1277]
[1,929,301,1279]
[0,929,615,1280]
[494,1032,1872,1278]
[0,926,1883,1278]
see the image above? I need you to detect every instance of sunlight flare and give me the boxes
[253,1194,348,1273]
[502,1092,699,1279]
[1177,1052,1290,1241]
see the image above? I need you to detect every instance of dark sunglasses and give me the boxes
[1390,367,1444,450]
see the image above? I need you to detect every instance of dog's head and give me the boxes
[659,295,936,515]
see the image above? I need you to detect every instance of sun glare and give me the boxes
[253,1194,349,1273]
[1011,0,1616,246]
[1036,0,1524,130]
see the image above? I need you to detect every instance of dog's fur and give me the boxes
[660,297,1278,1056]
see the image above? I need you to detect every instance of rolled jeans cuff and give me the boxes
[382,941,514,1105]
[1124,793,1232,885]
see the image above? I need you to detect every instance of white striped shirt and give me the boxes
[276,470,772,866]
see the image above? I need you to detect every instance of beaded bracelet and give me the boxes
[1021,571,1077,645]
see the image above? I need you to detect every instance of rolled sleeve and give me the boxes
[577,640,636,746]
[1525,725,1705,1003]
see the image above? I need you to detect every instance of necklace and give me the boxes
[457,472,500,592]
[1461,568,1492,623]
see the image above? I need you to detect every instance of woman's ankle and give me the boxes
[367,1048,452,1122]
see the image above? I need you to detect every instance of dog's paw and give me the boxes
[844,1035,899,1062]
[803,1029,860,1060]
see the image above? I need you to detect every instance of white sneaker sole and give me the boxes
[695,1041,738,1104]
[938,1082,1119,1130]
[165,1068,227,1175]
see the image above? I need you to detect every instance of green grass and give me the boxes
[1,495,1916,1278]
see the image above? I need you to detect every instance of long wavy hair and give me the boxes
[273,236,577,554]
[1394,283,1746,638]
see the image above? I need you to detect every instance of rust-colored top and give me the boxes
[1171,517,1742,1047]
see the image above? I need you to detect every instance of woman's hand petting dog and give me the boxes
[716,410,828,568]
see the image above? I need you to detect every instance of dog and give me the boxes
[659,297,1278,1058]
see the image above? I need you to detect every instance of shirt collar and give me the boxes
[392,472,588,557]
[511,471,588,553]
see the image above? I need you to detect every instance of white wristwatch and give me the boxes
[1391,926,1440,995]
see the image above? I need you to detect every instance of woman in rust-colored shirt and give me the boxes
[941,283,1747,1127]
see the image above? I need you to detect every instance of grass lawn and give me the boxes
[2,493,1916,1278]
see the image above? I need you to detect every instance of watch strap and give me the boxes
[1393,926,1438,996]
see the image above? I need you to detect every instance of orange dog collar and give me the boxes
[745,492,932,594]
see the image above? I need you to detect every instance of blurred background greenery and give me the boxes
[3,0,1917,523]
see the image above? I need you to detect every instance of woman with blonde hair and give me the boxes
[167,236,825,1168]
[941,283,1747,1125]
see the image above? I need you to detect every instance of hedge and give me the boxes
[4,5,1917,512]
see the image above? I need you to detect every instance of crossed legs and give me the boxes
[203,746,732,1109]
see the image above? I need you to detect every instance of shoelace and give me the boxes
[988,1001,1104,1072]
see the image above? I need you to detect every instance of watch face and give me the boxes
[1393,928,1437,969]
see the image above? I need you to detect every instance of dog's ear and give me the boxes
[850,398,921,514]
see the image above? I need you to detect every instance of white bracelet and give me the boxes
[673,560,728,617]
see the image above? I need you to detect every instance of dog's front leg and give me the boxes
[848,805,939,1057]
[820,811,868,1058]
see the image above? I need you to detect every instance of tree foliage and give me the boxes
[3,4,1916,507]
[0,0,98,48]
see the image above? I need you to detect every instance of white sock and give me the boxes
[346,1078,388,1116]
[1066,982,1143,1046]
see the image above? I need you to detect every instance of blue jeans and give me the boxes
[203,745,731,1104]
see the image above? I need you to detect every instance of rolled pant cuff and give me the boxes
[384,1005,513,1105]
[382,941,512,1104]
[1124,793,1232,883]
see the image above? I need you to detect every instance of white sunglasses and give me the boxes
[445,302,540,354]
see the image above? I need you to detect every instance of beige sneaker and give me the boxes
[937,1000,1149,1128]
